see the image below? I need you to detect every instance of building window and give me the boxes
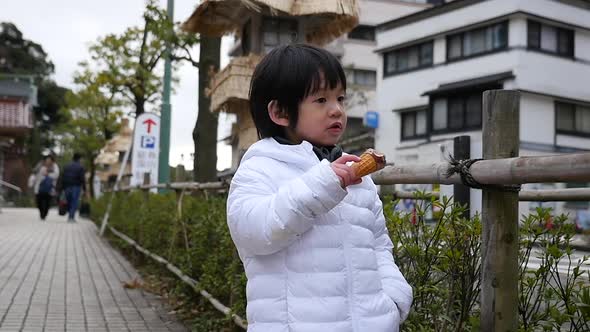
[346,69,376,87]
[348,25,375,41]
[401,110,427,140]
[528,21,574,58]
[262,17,298,54]
[432,92,483,133]
[446,21,508,61]
[384,41,433,76]
[556,101,590,136]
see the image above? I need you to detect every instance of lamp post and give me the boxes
[158,0,174,187]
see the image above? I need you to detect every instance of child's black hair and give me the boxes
[249,44,347,139]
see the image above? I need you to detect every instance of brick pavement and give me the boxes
[0,208,188,332]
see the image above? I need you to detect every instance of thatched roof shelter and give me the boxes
[182,0,358,45]
[208,55,261,113]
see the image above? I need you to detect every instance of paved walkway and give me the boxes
[0,208,187,332]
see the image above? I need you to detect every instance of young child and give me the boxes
[227,44,412,332]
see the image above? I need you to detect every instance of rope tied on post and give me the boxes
[444,155,521,193]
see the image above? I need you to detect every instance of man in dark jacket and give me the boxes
[61,153,86,222]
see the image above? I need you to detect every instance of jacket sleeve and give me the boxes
[49,165,60,180]
[370,185,413,322]
[227,158,348,256]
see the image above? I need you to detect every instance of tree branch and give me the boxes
[171,55,199,68]
[139,17,150,67]
[146,52,163,71]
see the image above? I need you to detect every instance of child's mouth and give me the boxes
[327,123,343,133]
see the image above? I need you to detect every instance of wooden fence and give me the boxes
[373,90,590,332]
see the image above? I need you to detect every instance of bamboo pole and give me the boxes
[519,188,590,201]
[106,181,228,193]
[480,90,519,332]
[107,226,247,329]
[99,145,132,236]
[391,191,440,200]
[371,152,590,185]
[392,189,590,202]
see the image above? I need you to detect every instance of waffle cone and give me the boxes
[351,149,386,177]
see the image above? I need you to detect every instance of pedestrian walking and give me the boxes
[33,155,59,220]
[61,153,86,222]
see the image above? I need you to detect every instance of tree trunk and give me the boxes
[28,115,41,166]
[86,153,97,199]
[135,97,145,116]
[193,36,221,182]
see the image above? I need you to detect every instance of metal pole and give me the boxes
[453,135,471,218]
[158,0,174,188]
[480,90,520,332]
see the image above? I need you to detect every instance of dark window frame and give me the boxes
[384,41,434,77]
[401,109,428,141]
[429,87,502,135]
[347,69,377,87]
[555,101,590,138]
[527,20,574,58]
[348,25,376,41]
[261,17,299,53]
[445,21,509,62]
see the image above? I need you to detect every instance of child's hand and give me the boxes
[331,155,362,188]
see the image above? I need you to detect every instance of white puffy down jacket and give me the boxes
[227,138,412,332]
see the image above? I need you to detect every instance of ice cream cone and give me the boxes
[351,149,386,177]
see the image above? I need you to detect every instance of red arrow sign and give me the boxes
[143,118,157,134]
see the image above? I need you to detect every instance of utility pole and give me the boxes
[159,0,174,187]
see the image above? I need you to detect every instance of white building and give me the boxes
[328,0,433,154]
[374,0,590,223]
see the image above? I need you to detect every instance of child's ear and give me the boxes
[267,100,290,127]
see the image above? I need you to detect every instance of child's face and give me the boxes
[285,83,347,147]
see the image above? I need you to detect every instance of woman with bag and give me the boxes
[33,155,60,221]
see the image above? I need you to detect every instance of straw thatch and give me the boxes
[182,0,358,45]
[95,151,119,165]
[209,55,261,113]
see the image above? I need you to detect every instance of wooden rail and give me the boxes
[519,188,590,201]
[372,153,590,185]
[105,181,228,193]
[390,189,590,202]
[107,226,248,329]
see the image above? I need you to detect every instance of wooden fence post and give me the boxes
[453,135,471,218]
[481,90,520,332]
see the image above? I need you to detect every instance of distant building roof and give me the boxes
[377,0,482,32]
[422,71,514,96]
[377,0,590,32]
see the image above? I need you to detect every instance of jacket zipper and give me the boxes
[338,205,357,331]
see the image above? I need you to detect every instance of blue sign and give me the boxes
[364,111,379,129]
[141,135,156,149]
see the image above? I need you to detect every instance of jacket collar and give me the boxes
[273,136,343,162]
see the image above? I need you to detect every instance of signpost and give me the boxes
[364,111,379,129]
[132,113,160,192]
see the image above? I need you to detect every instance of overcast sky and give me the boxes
[1,0,233,170]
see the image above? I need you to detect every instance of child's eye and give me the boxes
[315,97,327,103]
[338,96,346,103]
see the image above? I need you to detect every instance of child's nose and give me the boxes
[329,102,344,117]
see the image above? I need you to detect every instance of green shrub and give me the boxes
[91,191,589,331]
